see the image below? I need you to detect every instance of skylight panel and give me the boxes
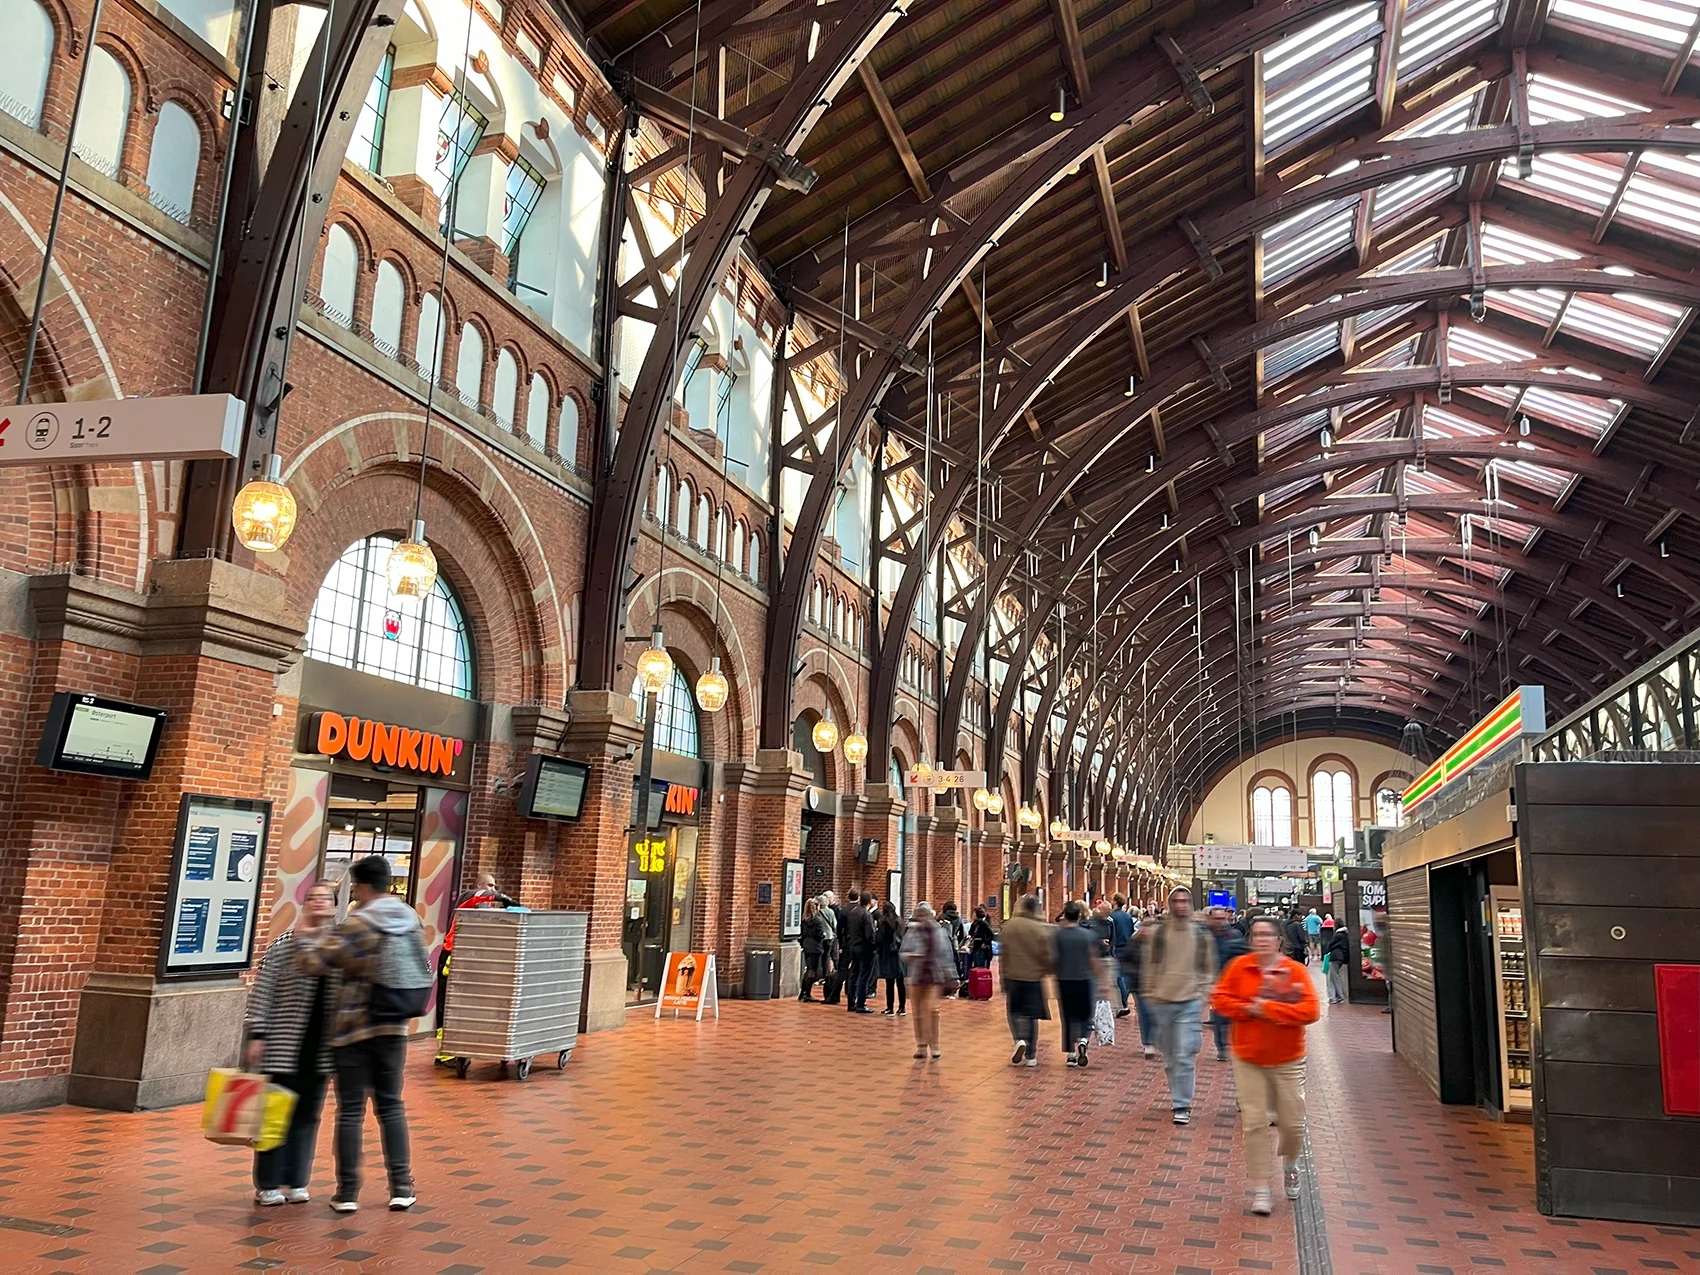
[1264,408,1331,455]
[1525,72,1646,123]
[1331,471,1391,499]
[1561,290,1688,358]
[1396,0,1503,78]
[1357,300,1425,335]
[1404,466,1474,495]
[1392,86,1485,139]
[1373,166,1460,227]
[1262,199,1358,287]
[1265,475,1323,510]
[1490,284,1567,330]
[1265,323,1340,381]
[1619,151,1700,244]
[1493,457,1571,497]
[1549,0,1700,53]
[1448,325,1536,363]
[1359,336,1422,368]
[1480,221,1580,265]
[1374,236,1446,276]
[1424,404,1497,438]
[1519,381,1621,437]
[1263,4,1382,153]
[1507,150,1626,216]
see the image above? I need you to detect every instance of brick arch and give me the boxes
[0,189,149,592]
[892,704,925,768]
[323,212,376,271]
[624,564,756,761]
[380,250,423,304]
[278,410,563,706]
[93,33,151,111]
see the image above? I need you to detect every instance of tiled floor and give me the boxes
[0,981,1692,1274]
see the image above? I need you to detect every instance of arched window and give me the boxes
[747,530,760,580]
[415,292,445,379]
[655,466,672,528]
[1375,786,1404,828]
[371,260,404,357]
[558,395,580,465]
[695,493,710,546]
[715,506,730,560]
[306,534,475,698]
[492,348,519,428]
[146,101,199,223]
[455,323,484,406]
[525,373,549,448]
[674,477,691,535]
[0,0,53,129]
[74,47,131,179]
[633,665,700,758]
[810,579,822,625]
[319,224,358,327]
[1251,780,1293,847]
[732,520,746,573]
[1312,766,1355,848]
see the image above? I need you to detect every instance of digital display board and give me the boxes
[518,755,591,821]
[36,692,167,780]
[157,794,272,980]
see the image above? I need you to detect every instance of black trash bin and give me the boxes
[744,949,776,999]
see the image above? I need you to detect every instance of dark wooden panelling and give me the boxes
[1533,905,1700,962]
[1387,866,1440,1099]
[1546,1114,1700,1176]
[1538,957,1656,1012]
[1549,1168,1700,1227]
[1543,1062,1670,1120]
[1519,762,1700,807]
[1528,854,1700,909]
[1519,805,1700,858]
[1541,1008,1660,1066]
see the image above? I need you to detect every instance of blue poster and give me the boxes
[174,897,209,954]
[185,826,219,881]
[215,899,249,953]
[226,831,259,882]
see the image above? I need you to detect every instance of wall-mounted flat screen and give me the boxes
[519,755,590,820]
[36,692,167,780]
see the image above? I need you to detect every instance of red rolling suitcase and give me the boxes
[967,967,993,1000]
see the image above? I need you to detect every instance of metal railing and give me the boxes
[1530,627,1700,761]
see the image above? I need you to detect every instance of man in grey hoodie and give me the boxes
[297,854,431,1214]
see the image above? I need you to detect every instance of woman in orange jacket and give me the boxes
[1210,915,1322,1216]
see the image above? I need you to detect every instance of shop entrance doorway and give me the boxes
[321,773,424,904]
[623,826,699,1003]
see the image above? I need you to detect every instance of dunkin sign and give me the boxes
[309,711,464,777]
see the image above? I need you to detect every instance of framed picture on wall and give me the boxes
[782,859,804,939]
[158,794,273,981]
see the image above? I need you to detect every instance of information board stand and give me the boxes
[656,952,718,1021]
[157,794,272,980]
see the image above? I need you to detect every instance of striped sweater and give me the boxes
[243,931,338,1076]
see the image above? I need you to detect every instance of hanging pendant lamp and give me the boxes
[387,519,438,599]
[232,454,298,552]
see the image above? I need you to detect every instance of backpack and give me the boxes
[369,925,433,1024]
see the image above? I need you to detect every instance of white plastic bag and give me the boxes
[1092,998,1116,1046]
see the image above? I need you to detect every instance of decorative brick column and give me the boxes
[858,782,904,899]
[731,749,808,997]
[551,689,642,1032]
[29,561,303,1111]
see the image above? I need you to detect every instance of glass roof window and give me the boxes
[1493,456,1572,497]
[1615,151,1700,245]
[1264,407,1332,455]
[1519,377,1623,437]
[1265,322,1341,382]
[1395,0,1504,79]
[1358,335,1422,368]
[1262,3,1382,154]
[1424,404,1499,438]
[1561,288,1689,359]
[1548,0,1700,55]
[1262,198,1358,288]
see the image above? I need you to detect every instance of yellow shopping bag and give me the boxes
[202,1069,297,1152]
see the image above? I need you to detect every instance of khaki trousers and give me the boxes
[910,982,941,1051]
[1232,1057,1306,1182]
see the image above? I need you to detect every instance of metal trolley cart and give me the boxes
[439,909,587,1080]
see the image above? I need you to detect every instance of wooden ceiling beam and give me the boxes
[1049,0,1091,102]
[1091,146,1126,273]
[858,62,932,201]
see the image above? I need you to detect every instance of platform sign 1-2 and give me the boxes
[0,394,245,466]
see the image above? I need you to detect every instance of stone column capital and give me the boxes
[561,688,643,758]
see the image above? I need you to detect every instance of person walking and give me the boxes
[1205,906,1250,1061]
[1109,896,1136,1017]
[295,854,432,1213]
[1323,921,1351,1005]
[939,900,970,994]
[1119,917,1157,1059]
[968,906,996,970]
[842,891,876,1014]
[900,903,955,1058]
[999,893,1052,1066]
[1284,911,1310,964]
[876,899,908,1015]
[799,899,829,1002]
[1138,886,1217,1124]
[1303,907,1323,960]
[1212,915,1322,1215]
[244,881,340,1206]
[1054,900,1098,1068]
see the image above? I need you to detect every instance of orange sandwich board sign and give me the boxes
[656,952,718,1021]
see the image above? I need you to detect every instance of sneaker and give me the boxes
[389,1191,417,1211]
[929,1048,940,1059]
[1115,1008,1131,1018]
[1065,1055,1079,1067]
[283,1187,310,1204]
[1283,1164,1301,1200]
[1010,1041,1027,1066]
[1251,1187,1273,1215]
[1216,1050,1229,1062]
[1024,1056,1039,1067]
[881,1008,895,1016]
[330,1197,359,1213]
[913,1047,927,1059]
[1173,1107,1191,1126]
[254,1189,284,1207]
[1143,1044,1156,1060]
[1075,1040,1090,1069]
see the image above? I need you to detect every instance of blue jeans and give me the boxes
[1146,998,1203,1109]
[1134,992,1154,1046]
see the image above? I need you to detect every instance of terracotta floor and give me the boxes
[0,981,1693,1274]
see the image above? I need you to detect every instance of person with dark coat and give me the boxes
[968,907,996,970]
[1323,923,1352,1004]
[798,899,829,1002]
[939,901,970,993]
[1207,906,1251,1061]
[1000,893,1053,1065]
[875,900,908,1015]
[1283,913,1310,964]
[1119,920,1156,1058]
[1053,900,1100,1068]
[841,891,877,1014]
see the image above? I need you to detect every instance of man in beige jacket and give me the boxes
[1138,886,1217,1124]
[999,892,1054,1067]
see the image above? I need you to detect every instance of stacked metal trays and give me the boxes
[440,909,587,1080]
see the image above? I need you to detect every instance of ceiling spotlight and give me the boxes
[1146,454,1156,473]
[1518,415,1531,437]
[1308,528,1320,550]
[1161,512,1170,530]
[1616,581,1625,598]
[1098,262,1109,288]
[1172,559,1181,574]
[1126,375,1137,397]
[1051,85,1067,122]
[1320,427,1333,449]
[1661,538,1670,558]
